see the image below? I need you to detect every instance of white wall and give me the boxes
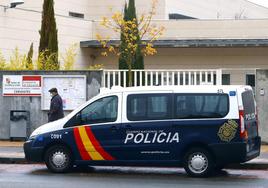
[87,0,167,20]
[166,0,268,19]
[0,0,94,69]
[1,0,268,70]
[92,19,268,41]
[0,0,166,69]
[0,0,42,60]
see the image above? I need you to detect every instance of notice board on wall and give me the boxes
[42,75,87,110]
[3,75,42,96]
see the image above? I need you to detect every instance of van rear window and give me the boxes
[175,94,229,119]
[242,90,255,116]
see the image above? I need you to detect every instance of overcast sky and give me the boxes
[248,0,268,8]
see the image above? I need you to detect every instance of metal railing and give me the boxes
[102,69,222,88]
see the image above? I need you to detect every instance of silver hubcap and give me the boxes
[52,151,67,168]
[188,153,208,174]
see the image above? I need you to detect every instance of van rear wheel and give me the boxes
[183,147,214,177]
[44,145,73,173]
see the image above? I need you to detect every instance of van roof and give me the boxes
[100,85,252,94]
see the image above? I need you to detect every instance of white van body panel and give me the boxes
[30,118,67,138]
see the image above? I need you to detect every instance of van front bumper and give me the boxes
[210,136,261,164]
[24,141,44,162]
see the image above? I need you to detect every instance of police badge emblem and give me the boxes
[218,120,238,142]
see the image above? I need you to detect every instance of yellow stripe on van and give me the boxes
[78,126,104,160]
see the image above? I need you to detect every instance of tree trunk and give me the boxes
[127,56,132,87]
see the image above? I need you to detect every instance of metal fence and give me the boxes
[102,69,222,88]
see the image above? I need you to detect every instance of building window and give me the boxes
[222,74,230,85]
[69,12,84,19]
[246,74,255,89]
[212,74,230,85]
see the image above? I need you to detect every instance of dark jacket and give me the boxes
[48,94,64,122]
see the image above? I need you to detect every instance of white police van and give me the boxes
[24,85,261,177]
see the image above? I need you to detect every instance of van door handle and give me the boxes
[110,126,118,131]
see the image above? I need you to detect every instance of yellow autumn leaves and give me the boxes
[0,44,79,71]
[97,0,165,58]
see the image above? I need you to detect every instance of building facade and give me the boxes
[167,0,268,19]
[1,0,268,86]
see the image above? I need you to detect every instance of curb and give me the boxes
[227,163,268,170]
[0,157,27,164]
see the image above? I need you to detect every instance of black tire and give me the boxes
[183,147,214,177]
[44,145,73,173]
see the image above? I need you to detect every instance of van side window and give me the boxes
[175,94,229,119]
[127,94,172,121]
[81,96,118,124]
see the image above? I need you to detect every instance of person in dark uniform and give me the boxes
[48,88,64,122]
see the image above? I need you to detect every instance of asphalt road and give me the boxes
[0,164,268,188]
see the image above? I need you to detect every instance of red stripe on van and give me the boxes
[239,110,248,140]
[74,127,92,160]
[85,126,115,161]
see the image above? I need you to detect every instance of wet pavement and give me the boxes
[0,164,268,188]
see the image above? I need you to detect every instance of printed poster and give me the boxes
[3,75,42,96]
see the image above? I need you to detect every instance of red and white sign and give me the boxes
[3,75,42,96]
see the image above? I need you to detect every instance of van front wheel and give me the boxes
[44,145,73,173]
[183,148,214,177]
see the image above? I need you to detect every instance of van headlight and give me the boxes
[29,134,37,141]
[29,131,41,141]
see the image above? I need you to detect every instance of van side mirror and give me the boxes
[75,113,82,125]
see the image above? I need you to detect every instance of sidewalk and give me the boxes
[0,141,25,164]
[0,140,268,169]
